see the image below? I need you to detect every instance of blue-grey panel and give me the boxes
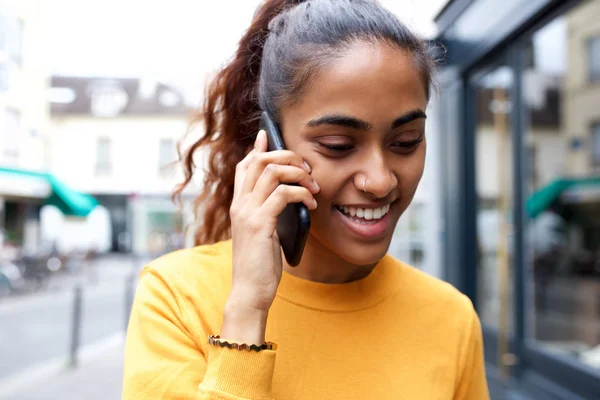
[436,0,569,70]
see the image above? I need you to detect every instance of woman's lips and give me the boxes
[334,206,392,240]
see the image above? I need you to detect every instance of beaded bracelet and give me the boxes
[208,335,278,351]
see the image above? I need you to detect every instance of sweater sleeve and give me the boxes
[454,302,490,400]
[122,267,277,400]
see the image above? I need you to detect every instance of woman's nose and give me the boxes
[358,156,398,198]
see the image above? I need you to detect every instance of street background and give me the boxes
[2,0,600,399]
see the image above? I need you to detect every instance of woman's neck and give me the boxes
[282,235,376,284]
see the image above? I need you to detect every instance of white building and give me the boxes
[48,76,197,256]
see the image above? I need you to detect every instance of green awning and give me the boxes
[527,176,600,218]
[0,167,98,217]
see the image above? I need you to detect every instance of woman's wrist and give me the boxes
[221,295,270,345]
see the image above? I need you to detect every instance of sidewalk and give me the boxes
[0,335,125,400]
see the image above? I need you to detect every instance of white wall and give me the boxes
[49,117,187,194]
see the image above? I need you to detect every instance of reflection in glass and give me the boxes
[474,65,514,333]
[524,0,600,371]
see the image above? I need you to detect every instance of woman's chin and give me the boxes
[314,233,392,267]
[338,241,391,266]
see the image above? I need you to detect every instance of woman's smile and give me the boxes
[332,200,397,240]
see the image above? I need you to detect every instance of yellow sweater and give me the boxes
[122,240,489,399]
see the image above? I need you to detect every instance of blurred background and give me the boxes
[0,0,599,399]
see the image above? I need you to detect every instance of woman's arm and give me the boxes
[122,267,277,400]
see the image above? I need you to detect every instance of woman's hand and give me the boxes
[221,130,319,344]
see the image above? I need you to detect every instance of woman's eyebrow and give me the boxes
[306,115,372,131]
[305,109,427,131]
[391,109,427,129]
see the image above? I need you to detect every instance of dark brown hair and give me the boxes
[173,0,436,246]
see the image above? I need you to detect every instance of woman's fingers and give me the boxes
[260,185,318,221]
[251,164,320,206]
[241,150,311,196]
[233,130,268,199]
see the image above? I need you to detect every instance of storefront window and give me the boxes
[474,64,515,331]
[523,0,600,371]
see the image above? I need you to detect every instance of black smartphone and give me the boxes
[258,111,311,266]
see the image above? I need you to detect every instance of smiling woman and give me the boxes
[122,1,490,399]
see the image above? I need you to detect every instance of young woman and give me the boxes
[122,0,489,399]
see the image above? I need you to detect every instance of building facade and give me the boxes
[436,0,600,398]
[49,76,197,256]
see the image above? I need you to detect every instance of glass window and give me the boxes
[589,36,600,83]
[158,138,175,177]
[1,108,20,161]
[95,137,111,175]
[523,0,600,372]
[474,64,515,332]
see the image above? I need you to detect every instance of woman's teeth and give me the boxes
[336,204,391,221]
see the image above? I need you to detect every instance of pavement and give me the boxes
[0,253,147,400]
[0,333,125,400]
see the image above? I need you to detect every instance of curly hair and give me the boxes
[173,0,436,246]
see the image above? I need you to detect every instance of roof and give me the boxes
[49,76,192,117]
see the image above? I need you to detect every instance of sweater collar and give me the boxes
[276,253,401,312]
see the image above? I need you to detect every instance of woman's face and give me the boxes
[280,41,428,266]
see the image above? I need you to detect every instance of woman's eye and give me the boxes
[391,138,423,151]
[319,143,354,152]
